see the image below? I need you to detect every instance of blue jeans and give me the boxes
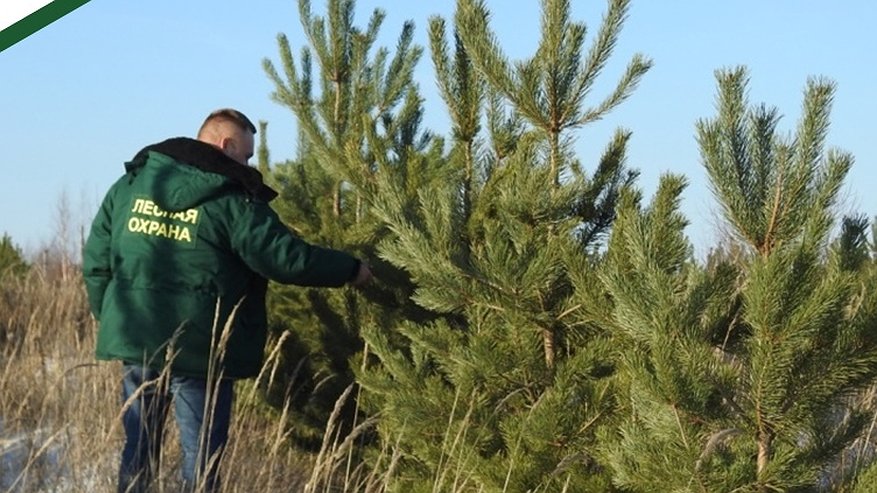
[118,364,234,493]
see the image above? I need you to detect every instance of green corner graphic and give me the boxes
[0,0,90,53]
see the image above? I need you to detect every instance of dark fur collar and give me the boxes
[127,137,278,202]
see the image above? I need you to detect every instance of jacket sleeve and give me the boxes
[82,186,115,320]
[228,199,359,287]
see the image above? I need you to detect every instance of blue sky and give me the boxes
[2,0,875,257]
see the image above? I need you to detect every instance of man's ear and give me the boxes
[219,136,234,153]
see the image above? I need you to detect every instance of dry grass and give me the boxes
[0,265,341,492]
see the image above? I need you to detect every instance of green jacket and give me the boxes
[82,138,359,378]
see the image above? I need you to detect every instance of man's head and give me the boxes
[197,108,256,166]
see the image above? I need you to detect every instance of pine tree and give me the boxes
[600,67,877,492]
[456,0,648,367]
[261,0,440,445]
[0,233,28,278]
[357,0,648,490]
[833,214,871,273]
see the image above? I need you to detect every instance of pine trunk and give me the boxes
[333,181,342,217]
[757,429,772,489]
[542,326,555,369]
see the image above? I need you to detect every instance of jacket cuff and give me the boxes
[347,258,362,283]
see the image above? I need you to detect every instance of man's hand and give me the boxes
[350,261,373,287]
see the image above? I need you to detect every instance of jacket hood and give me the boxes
[124,137,277,211]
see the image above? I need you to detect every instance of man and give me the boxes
[82,108,371,492]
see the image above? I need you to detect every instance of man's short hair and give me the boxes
[198,108,257,136]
